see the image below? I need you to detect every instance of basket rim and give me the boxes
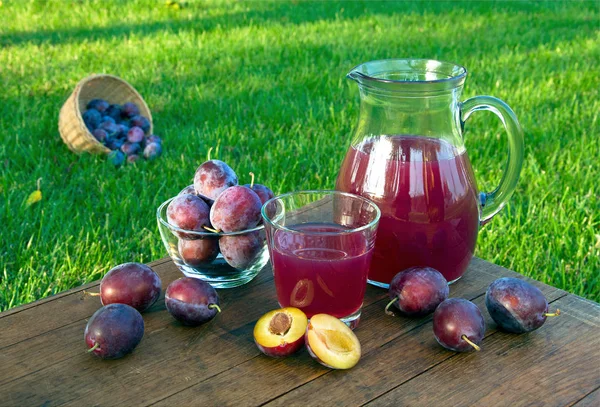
[71,74,153,154]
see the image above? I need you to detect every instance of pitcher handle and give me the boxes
[460,96,524,226]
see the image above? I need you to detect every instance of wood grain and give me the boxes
[0,257,597,407]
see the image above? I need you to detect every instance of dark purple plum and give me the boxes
[385,267,448,317]
[193,160,238,200]
[100,263,162,312]
[219,232,262,269]
[167,194,211,238]
[147,134,162,144]
[105,138,125,151]
[92,129,108,143]
[121,141,141,156]
[117,124,130,137]
[87,99,109,113]
[121,102,140,118]
[165,277,220,326]
[143,142,162,160]
[210,186,262,232]
[433,298,485,352]
[485,277,560,333]
[105,104,122,121]
[101,116,116,124]
[127,126,145,143]
[84,303,144,359]
[127,154,140,164]
[130,115,151,134]
[83,108,102,130]
[107,150,125,167]
[178,238,219,266]
[100,121,121,136]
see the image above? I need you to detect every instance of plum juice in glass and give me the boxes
[262,191,380,329]
[336,59,524,287]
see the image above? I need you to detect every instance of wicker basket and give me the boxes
[58,74,153,154]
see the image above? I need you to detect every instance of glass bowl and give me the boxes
[157,196,269,288]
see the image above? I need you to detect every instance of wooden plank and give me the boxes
[0,260,387,406]
[263,278,566,407]
[0,258,173,349]
[366,294,600,407]
[572,387,600,407]
[154,258,564,406]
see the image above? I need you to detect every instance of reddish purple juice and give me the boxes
[271,223,373,318]
[336,135,480,284]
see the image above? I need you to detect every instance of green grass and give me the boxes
[0,0,598,311]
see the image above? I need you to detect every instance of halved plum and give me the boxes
[254,307,308,357]
[305,314,361,369]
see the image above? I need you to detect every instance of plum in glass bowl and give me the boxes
[157,195,269,288]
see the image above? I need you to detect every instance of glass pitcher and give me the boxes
[336,59,524,287]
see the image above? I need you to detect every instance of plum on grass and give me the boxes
[143,142,162,160]
[147,134,162,144]
[130,115,151,134]
[244,172,274,205]
[433,298,485,352]
[84,303,144,359]
[100,262,162,312]
[127,154,140,164]
[178,238,219,266]
[127,126,145,143]
[107,150,125,167]
[193,160,238,200]
[210,186,262,232]
[121,102,140,118]
[121,141,141,156]
[219,231,262,269]
[106,138,125,151]
[83,108,102,130]
[486,277,560,333]
[87,99,109,113]
[167,194,211,238]
[385,267,448,317]
[165,277,221,326]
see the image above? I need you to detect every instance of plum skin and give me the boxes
[100,262,162,312]
[387,267,448,317]
[433,298,485,352]
[210,186,262,232]
[219,232,263,269]
[178,238,219,266]
[485,278,549,333]
[165,277,220,326]
[193,160,238,200]
[84,303,144,359]
[166,194,211,238]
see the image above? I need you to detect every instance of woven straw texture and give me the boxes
[58,74,153,154]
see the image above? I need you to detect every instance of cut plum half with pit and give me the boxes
[305,314,361,369]
[254,307,308,357]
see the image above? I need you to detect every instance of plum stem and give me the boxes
[385,297,398,316]
[87,343,99,353]
[249,172,255,188]
[461,335,481,351]
[209,304,222,313]
[544,309,561,317]
[207,147,213,161]
[203,226,221,234]
[84,290,101,297]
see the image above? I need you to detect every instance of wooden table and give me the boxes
[1,257,598,406]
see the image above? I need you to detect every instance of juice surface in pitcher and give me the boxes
[336,135,480,284]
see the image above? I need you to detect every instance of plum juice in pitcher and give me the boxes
[336,59,524,286]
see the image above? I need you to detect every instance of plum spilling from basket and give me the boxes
[167,159,273,270]
[82,99,162,166]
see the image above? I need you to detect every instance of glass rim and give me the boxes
[348,58,467,86]
[261,190,381,236]
[157,196,264,237]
